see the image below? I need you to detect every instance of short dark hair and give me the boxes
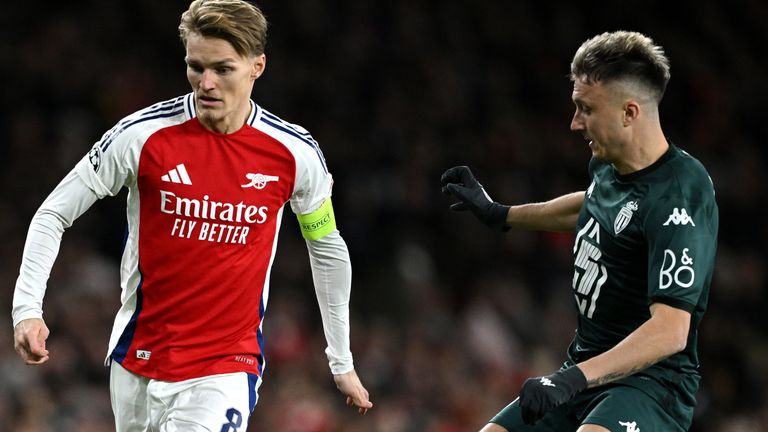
[570,31,671,103]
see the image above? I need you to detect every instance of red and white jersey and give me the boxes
[74,93,332,381]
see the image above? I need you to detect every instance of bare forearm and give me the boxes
[506,191,584,232]
[577,304,690,388]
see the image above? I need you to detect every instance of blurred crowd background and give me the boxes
[1,1,766,431]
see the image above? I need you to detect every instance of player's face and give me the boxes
[185,32,265,134]
[570,78,628,163]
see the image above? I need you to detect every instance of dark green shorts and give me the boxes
[489,383,691,431]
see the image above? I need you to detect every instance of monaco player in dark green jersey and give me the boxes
[442,31,718,432]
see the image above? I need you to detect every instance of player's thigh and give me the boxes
[110,361,151,432]
[485,397,578,431]
[580,385,686,432]
[152,371,261,432]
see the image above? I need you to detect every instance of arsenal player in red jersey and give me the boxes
[12,1,372,430]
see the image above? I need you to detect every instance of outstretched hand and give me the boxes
[440,166,510,230]
[333,369,373,415]
[14,318,50,365]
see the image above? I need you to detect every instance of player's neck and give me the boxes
[612,125,669,175]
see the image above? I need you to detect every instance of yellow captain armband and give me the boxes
[297,198,337,240]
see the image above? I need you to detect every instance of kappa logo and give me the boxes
[161,163,192,185]
[614,201,639,235]
[619,420,640,432]
[539,377,556,387]
[663,208,695,226]
[241,173,280,189]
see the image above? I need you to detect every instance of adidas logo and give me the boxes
[161,164,192,185]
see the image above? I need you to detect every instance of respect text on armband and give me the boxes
[300,213,332,232]
[160,190,269,244]
[296,198,336,240]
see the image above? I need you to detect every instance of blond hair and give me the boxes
[570,31,670,103]
[179,0,268,57]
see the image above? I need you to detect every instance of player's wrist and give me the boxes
[326,349,354,375]
[481,202,510,231]
[556,366,587,394]
[519,366,588,424]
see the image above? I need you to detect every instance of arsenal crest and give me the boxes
[614,201,639,235]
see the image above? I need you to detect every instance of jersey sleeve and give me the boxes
[288,132,333,215]
[644,178,718,312]
[74,123,138,198]
[12,170,99,326]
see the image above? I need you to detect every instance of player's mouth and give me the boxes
[198,95,223,108]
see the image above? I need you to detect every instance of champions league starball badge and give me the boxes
[88,146,101,173]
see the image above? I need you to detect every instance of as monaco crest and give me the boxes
[614,201,639,235]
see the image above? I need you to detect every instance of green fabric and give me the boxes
[490,372,692,431]
[568,144,718,407]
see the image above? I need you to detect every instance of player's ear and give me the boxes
[251,54,266,80]
[622,100,640,127]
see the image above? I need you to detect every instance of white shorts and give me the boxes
[110,361,262,432]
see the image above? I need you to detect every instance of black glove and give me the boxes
[519,366,587,425]
[440,166,510,230]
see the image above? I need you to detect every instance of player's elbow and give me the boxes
[670,333,688,354]
[664,324,689,356]
[650,303,690,355]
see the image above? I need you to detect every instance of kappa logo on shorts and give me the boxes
[241,173,280,189]
[619,420,640,432]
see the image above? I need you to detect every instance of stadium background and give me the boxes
[1,1,766,430]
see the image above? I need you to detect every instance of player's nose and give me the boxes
[570,112,584,132]
[199,70,217,91]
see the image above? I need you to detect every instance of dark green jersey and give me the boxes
[567,145,718,389]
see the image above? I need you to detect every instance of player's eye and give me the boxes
[188,64,203,73]
[217,67,233,75]
[576,103,591,115]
